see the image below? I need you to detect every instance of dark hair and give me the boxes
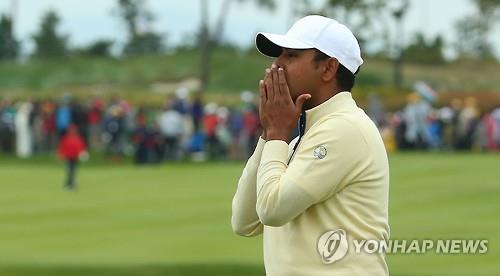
[313,49,359,92]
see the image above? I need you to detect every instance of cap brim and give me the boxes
[256,32,313,58]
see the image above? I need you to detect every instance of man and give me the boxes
[158,103,184,161]
[231,15,390,275]
[58,124,88,190]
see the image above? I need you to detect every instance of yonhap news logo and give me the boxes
[317,229,489,264]
[352,239,489,255]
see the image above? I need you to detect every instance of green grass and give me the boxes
[0,152,499,275]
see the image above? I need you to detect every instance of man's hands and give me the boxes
[259,64,311,142]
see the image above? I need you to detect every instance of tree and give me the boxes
[123,32,163,56]
[75,40,114,57]
[318,0,394,66]
[321,0,409,88]
[404,33,445,65]
[323,0,373,26]
[320,0,388,46]
[114,0,164,56]
[454,0,500,59]
[32,10,69,58]
[199,0,276,93]
[287,0,312,26]
[391,0,410,89]
[0,14,19,60]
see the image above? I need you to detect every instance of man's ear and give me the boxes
[322,58,339,82]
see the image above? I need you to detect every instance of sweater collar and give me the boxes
[304,91,356,133]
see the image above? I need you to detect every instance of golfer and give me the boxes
[231,15,390,275]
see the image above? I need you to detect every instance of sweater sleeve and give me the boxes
[256,119,367,227]
[231,137,266,237]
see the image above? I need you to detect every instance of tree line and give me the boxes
[0,0,499,90]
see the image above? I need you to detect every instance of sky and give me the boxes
[0,0,499,58]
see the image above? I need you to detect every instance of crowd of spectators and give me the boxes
[1,90,499,164]
[0,90,261,163]
[369,93,500,152]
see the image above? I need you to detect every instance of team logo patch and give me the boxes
[313,145,327,159]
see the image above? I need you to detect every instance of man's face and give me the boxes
[273,48,322,101]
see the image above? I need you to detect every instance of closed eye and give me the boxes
[284,48,303,58]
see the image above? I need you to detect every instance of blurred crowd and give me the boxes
[1,91,499,164]
[371,93,500,152]
[0,90,261,163]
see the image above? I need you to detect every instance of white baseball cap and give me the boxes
[256,15,363,74]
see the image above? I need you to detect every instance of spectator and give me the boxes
[103,103,125,159]
[438,104,455,150]
[40,99,57,152]
[228,107,244,160]
[368,93,386,127]
[158,104,184,161]
[87,97,104,150]
[456,96,480,150]
[58,124,88,190]
[15,102,33,158]
[0,100,16,154]
[55,96,72,138]
[215,106,231,159]
[242,105,260,158]
[191,94,204,131]
[450,98,463,149]
[427,110,442,150]
[203,103,219,160]
[403,93,430,149]
[492,107,500,150]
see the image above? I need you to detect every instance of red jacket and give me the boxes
[58,134,86,160]
[203,114,218,138]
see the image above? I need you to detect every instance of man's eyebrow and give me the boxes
[284,48,303,54]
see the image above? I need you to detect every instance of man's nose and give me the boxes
[273,56,284,69]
